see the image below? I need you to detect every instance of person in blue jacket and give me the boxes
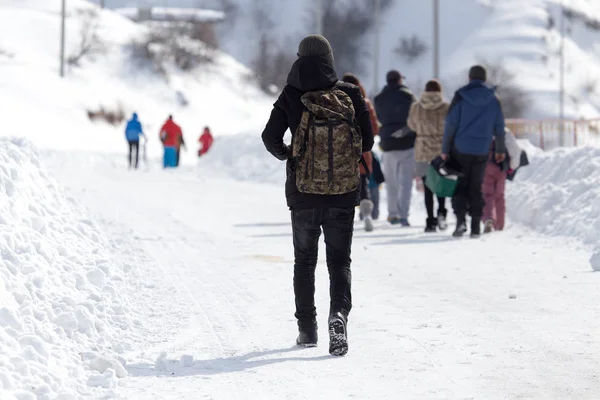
[125,113,145,169]
[441,65,506,238]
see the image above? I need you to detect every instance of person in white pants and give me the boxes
[382,148,415,225]
[374,70,417,226]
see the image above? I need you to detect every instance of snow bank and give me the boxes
[205,133,286,184]
[506,145,600,269]
[0,138,132,398]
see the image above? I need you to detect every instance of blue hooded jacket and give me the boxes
[125,113,144,141]
[442,80,506,156]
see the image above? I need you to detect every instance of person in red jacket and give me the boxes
[198,126,214,157]
[159,115,184,168]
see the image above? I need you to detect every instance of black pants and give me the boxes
[291,207,354,330]
[422,176,447,219]
[450,151,488,223]
[128,141,139,168]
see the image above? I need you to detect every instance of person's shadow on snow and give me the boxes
[126,347,331,377]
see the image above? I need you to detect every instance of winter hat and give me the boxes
[298,35,334,63]
[425,79,442,92]
[469,65,487,81]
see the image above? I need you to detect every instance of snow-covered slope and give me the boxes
[0,138,134,399]
[107,0,600,120]
[0,0,273,161]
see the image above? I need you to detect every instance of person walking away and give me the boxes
[198,126,214,157]
[341,73,380,232]
[407,80,450,232]
[441,65,507,238]
[482,128,522,233]
[125,113,145,169]
[261,35,374,356]
[374,70,416,226]
[159,115,183,168]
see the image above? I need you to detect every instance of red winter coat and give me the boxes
[198,129,214,155]
[160,119,183,148]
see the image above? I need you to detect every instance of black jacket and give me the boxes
[374,83,416,151]
[261,55,375,210]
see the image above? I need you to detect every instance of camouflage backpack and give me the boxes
[292,87,363,195]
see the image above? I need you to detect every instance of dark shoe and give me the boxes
[424,218,437,233]
[470,232,481,239]
[398,218,410,227]
[452,223,467,238]
[296,330,318,347]
[328,312,348,356]
[484,219,494,234]
[471,219,481,236]
[388,216,401,225]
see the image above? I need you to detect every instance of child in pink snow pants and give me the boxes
[482,163,506,230]
[482,128,522,233]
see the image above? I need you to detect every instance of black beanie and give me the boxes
[298,35,334,63]
[469,65,487,81]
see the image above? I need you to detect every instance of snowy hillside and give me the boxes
[0,0,273,161]
[108,0,600,120]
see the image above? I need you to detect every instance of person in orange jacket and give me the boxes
[342,73,381,232]
[198,126,214,157]
[159,115,184,168]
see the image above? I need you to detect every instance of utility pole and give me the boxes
[316,0,323,35]
[100,0,105,8]
[60,0,66,78]
[559,0,565,146]
[433,0,440,79]
[373,0,381,95]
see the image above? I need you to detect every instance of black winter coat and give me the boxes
[374,83,416,151]
[261,55,375,210]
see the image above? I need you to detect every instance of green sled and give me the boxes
[425,165,459,198]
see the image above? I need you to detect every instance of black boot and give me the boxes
[452,217,467,238]
[296,330,318,347]
[470,219,481,239]
[424,218,437,233]
[296,320,317,347]
[328,312,348,356]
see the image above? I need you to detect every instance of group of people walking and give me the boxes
[261,34,526,357]
[124,114,214,169]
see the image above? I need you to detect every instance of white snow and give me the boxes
[506,144,600,271]
[0,138,134,398]
[2,1,600,399]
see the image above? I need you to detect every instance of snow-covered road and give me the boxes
[45,152,600,400]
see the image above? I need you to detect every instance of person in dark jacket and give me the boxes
[374,70,416,226]
[441,65,507,238]
[261,35,374,356]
